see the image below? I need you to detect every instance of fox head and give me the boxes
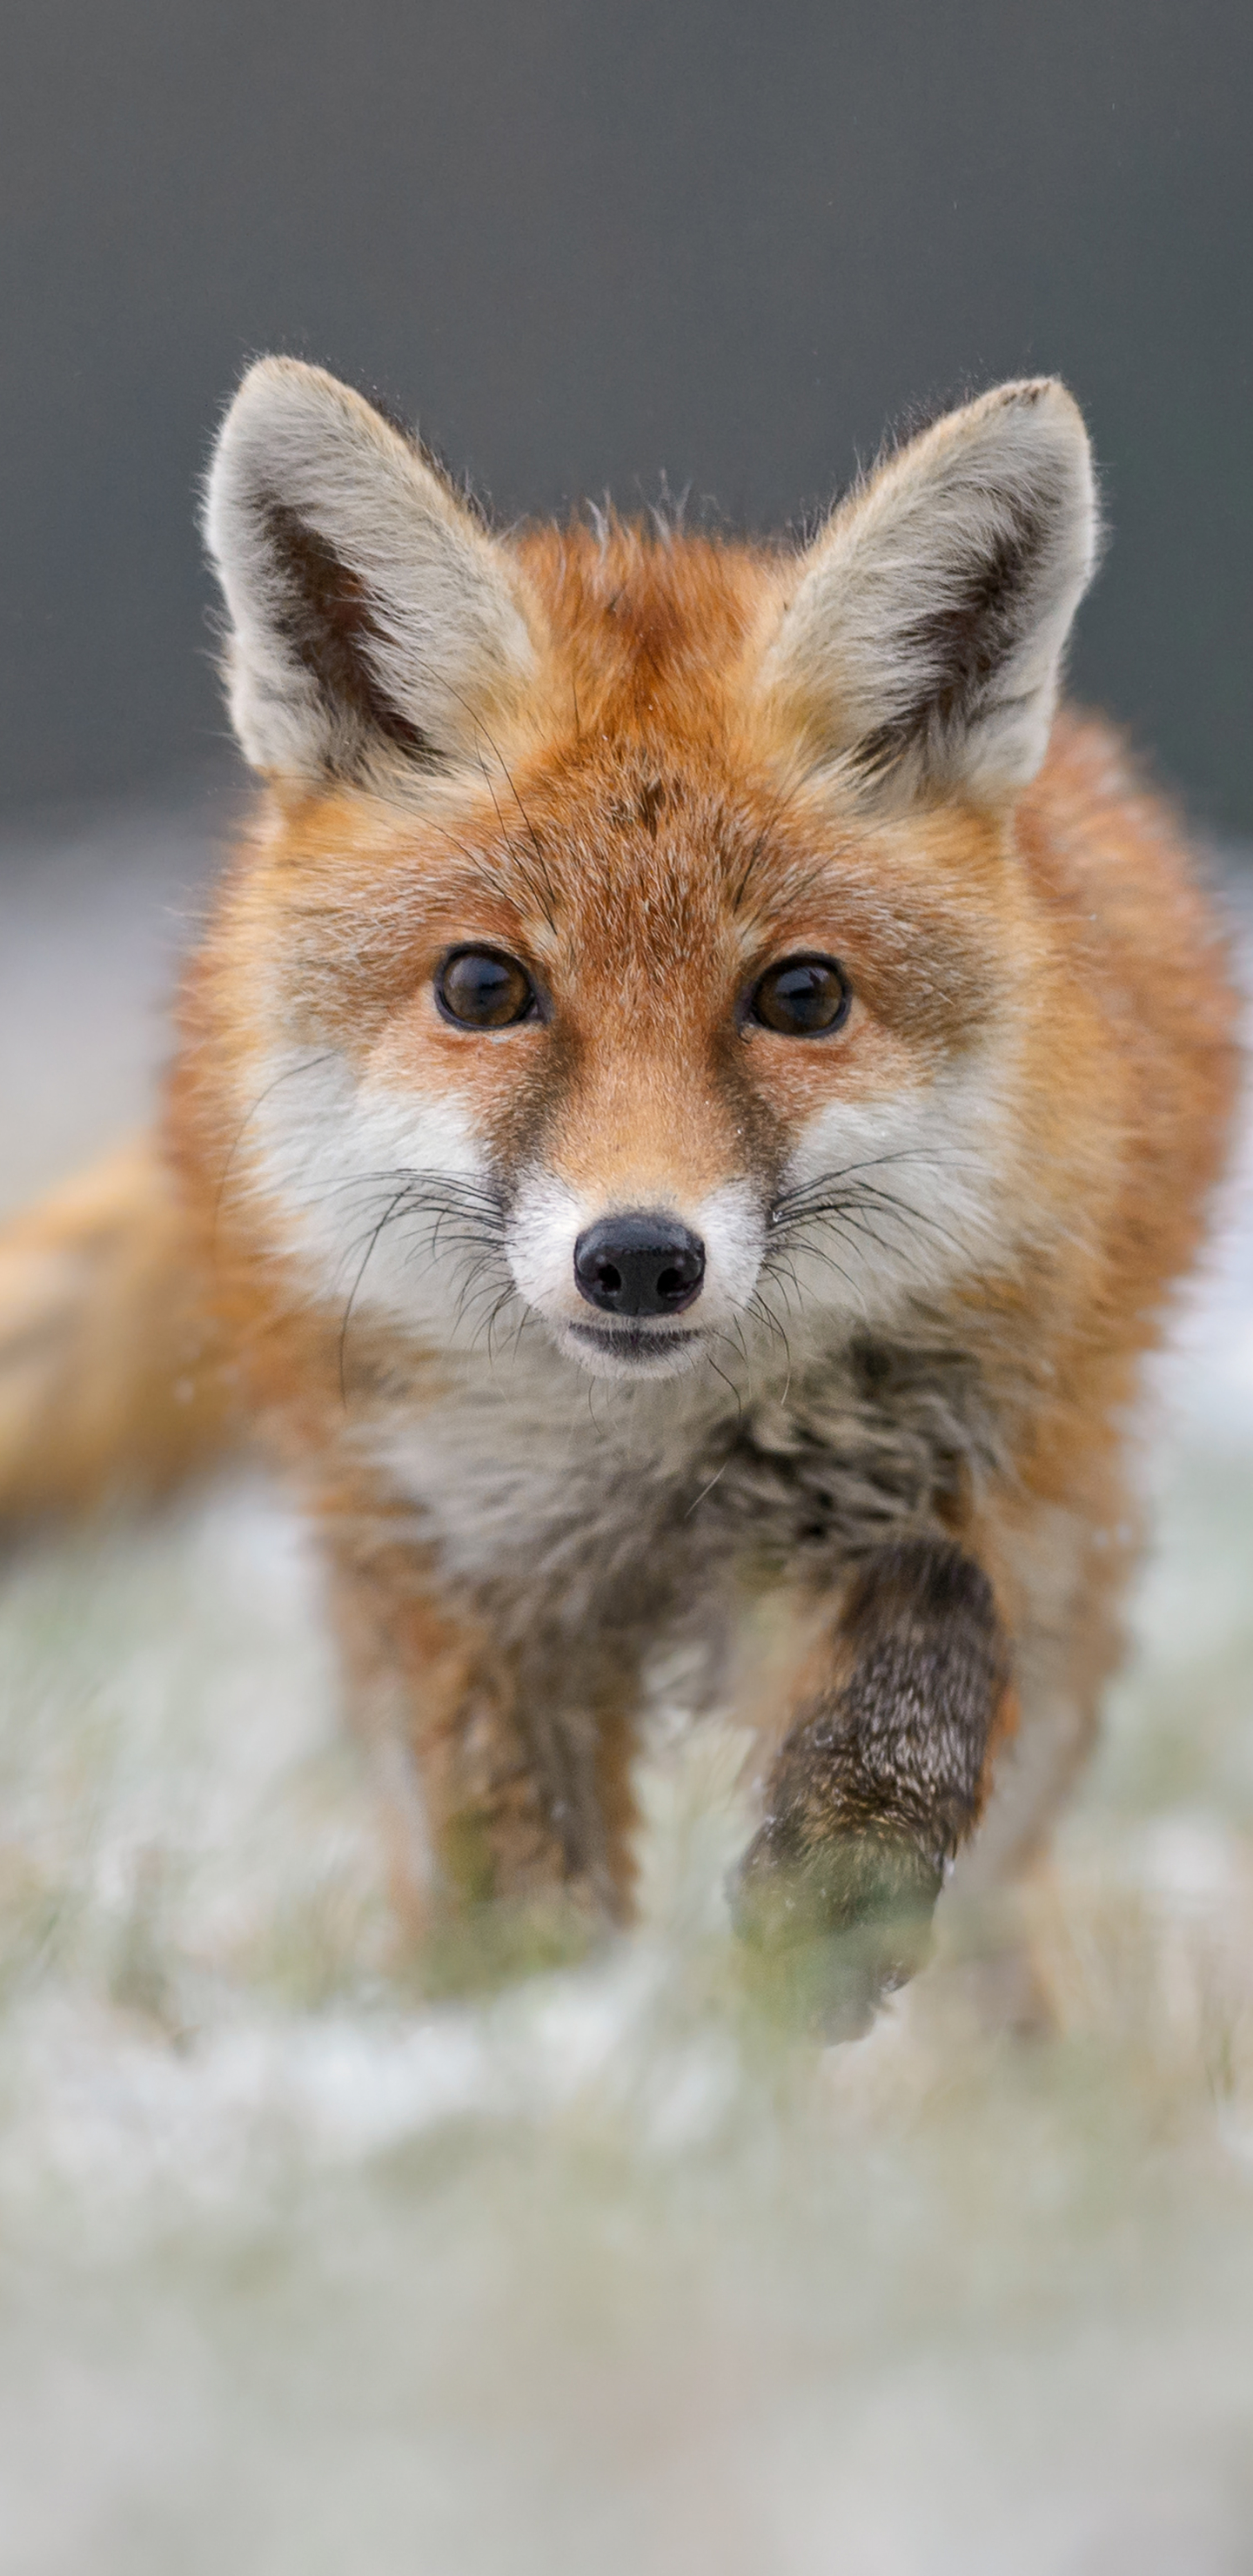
[202,359,1097,1384]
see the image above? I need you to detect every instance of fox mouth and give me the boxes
[559,1318,705,1377]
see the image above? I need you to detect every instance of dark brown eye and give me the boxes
[436,946,536,1030]
[748,955,851,1037]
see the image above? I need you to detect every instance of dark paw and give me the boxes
[730,1823,942,2042]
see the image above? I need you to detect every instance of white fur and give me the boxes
[241,1048,496,1343]
[204,358,537,782]
[504,1172,589,1323]
[245,1060,772,1377]
[762,378,1098,803]
[372,1348,728,1598]
[767,1050,1019,1331]
[243,1039,1015,1384]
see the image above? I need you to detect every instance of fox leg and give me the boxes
[734,1538,1011,2036]
[323,1532,640,1952]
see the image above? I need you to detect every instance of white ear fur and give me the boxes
[204,358,538,784]
[762,379,1099,804]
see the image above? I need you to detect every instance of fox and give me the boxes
[0,360,1239,2030]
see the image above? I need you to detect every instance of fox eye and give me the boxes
[748,954,851,1036]
[436,946,537,1030]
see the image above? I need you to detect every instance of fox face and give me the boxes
[203,364,1097,1385]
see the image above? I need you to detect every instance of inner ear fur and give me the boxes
[204,358,539,787]
[762,379,1100,806]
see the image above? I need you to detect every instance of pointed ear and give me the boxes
[762,379,1099,805]
[203,358,539,785]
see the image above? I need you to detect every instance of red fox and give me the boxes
[0,363,1238,2029]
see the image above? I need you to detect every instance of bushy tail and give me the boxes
[0,1138,235,1526]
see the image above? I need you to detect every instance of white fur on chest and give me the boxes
[362,1340,734,1600]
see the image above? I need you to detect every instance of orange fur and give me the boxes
[0,1139,232,1523]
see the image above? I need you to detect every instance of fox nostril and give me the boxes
[573,1213,706,1319]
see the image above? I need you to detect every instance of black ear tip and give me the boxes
[989,373,1068,408]
[979,379,1090,458]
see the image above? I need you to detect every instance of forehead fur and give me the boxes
[514,516,785,741]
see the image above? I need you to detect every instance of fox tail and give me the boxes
[0,1137,234,1527]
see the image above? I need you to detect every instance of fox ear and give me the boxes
[203,358,538,785]
[763,379,1099,805]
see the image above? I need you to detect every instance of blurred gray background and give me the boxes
[1,0,1250,832]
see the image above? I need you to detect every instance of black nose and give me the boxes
[573,1212,706,1318]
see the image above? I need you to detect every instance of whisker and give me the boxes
[784,1184,973,1265]
[749,1289,794,1405]
[312,1166,505,1224]
[761,1248,804,1323]
[771,1144,985,1221]
[453,1265,511,1337]
[703,1345,744,1430]
[685,1452,734,1518]
[764,1230,868,1307]
[813,1206,914,1267]
[479,1284,519,1366]
[743,1285,793,1378]
[338,1184,415,1405]
[708,1322,750,1391]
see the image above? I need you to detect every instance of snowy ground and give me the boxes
[1,782,1251,2574]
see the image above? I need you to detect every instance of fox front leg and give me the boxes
[324,1532,640,1962]
[734,1540,1010,2038]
